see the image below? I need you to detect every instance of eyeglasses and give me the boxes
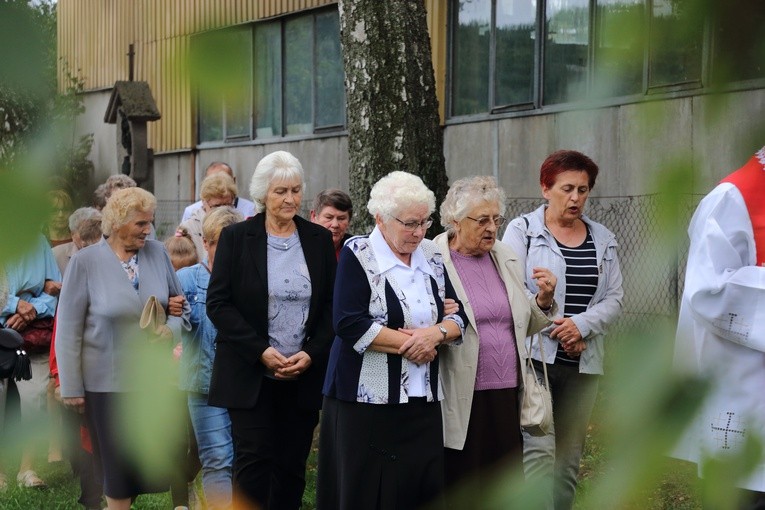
[465,215,506,228]
[393,217,433,232]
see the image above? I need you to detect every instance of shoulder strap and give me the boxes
[523,216,530,253]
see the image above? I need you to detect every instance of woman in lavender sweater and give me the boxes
[434,176,557,494]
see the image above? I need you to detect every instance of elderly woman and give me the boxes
[180,172,237,261]
[56,187,190,510]
[177,206,243,509]
[206,151,336,510]
[318,171,468,510]
[434,176,557,491]
[502,150,623,510]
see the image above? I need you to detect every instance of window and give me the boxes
[544,0,590,105]
[195,8,345,144]
[449,0,760,117]
[647,0,702,89]
[593,0,644,98]
[194,27,253,143]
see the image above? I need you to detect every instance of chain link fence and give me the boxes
[503,195,703,343]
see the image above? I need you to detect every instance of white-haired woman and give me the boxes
[56,187,190,510]
[206,151,336,510]
[317,171,468,510]
[434,176,557,496]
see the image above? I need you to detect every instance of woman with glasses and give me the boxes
[502,151,623,510]
[434,176,557,498]
[318,171,468,510]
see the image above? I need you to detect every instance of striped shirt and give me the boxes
[555,226,598,365]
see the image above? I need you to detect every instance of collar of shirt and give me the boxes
[369,226,435,278]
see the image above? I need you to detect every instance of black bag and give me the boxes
[0,328,32,381]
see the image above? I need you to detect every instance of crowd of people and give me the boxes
[38,142,765,510]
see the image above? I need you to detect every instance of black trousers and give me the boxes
[228,378,319,510]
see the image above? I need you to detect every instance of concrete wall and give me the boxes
[81,86,765,207]
[443,88,765,200]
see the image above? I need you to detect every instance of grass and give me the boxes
[574,421,702,510]
[0,424,699,510]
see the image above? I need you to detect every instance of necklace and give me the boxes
[266,231,299,251]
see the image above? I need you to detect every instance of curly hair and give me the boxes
[439,176,506,234]
[367,171,435,221]
[101,187,156,236]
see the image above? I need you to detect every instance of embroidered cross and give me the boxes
[710,412,746,450]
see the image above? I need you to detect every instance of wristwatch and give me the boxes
[438,324,448,343]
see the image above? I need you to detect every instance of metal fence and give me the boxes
[503,195,702,343]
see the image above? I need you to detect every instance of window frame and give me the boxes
[446,0,765,124]
[194,6,346,147]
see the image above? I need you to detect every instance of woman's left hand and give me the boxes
[275,350,312,379]
[444,298,459,316]
[167,295,185,317]
[550,317,583,350]
[398,327,439,365]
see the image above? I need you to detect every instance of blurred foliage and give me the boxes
[0,0,94,264]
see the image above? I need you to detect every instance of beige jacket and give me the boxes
[434,233,555,450]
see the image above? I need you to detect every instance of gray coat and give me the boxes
[56,238,190,397]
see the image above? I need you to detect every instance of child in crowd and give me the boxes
[164,226,201,510]
[164,227,198,272]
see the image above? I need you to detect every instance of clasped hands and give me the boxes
[261,347,312,380]
[5,299,38,330]
[397,326,441,365]
[550,317,586,357]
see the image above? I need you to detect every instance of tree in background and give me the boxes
[0,0,94,216]
[0,0,95,263]
[340,0,448,234]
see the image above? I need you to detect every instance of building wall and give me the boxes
[58,0,339,154]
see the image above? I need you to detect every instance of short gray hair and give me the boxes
[249,151,306,213]
[68,207,102,233]
[367,171,436,221]
[439,176,506,235]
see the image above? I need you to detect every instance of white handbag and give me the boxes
[520,334,554,436]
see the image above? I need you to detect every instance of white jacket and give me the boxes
[673,181,765,491]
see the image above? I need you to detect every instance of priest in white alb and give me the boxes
[674,145,765,506]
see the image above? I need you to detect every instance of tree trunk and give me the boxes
[339,0,447,235]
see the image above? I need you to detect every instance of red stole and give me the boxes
[721,148,765,266]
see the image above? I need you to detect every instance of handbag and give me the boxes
[520,334,554,437]
[139,295,167,341]
[0,328,32,381]
[19,317,54,354]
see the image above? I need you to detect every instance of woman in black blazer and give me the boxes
[207,151,336,510]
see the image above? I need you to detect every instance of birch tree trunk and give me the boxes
[339,0,447,235]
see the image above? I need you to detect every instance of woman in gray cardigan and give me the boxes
[56,187,189,510]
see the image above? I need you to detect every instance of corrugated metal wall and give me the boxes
[58,0,447,153]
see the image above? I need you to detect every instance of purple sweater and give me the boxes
[450,249,518,390]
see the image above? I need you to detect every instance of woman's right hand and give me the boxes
[260,346,289,373]
[63,397,85,414]
[531,267,556,309]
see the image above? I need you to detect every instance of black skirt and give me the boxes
[317,396,445,510]
[85,391,181,499]
[444,387,523,489]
